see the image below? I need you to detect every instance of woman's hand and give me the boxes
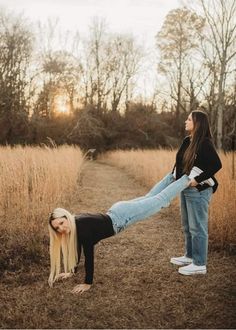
[55,273,73,281]
[189,178,198,187]
[71,284,91,294]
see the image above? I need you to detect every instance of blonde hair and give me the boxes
[48,208,78,287]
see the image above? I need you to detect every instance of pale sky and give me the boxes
[0,0,182,99]
[0,0,181,48]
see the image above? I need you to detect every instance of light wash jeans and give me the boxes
[180,187,213,266]
[107,173,190,234]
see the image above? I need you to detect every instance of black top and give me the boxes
[174,136,222,193]
[75,213,114,284]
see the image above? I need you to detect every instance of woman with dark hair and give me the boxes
[170,110,222,275]
[48,173,192,294]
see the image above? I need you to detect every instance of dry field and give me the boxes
[0,145,84,290]
[100,149,236,249]
[0,147,235,329]
[0,144,83,227]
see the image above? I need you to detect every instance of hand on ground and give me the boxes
[55,273,73,281]
[71,284,91,294]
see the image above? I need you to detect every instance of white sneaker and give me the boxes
[170,255,192,266]
[189,166,214,187]
[178,263,207,275]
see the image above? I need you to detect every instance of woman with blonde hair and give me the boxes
[48,172,195,294]
[48,208,78,286]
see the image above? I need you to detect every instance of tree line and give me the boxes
[0,0,235,151]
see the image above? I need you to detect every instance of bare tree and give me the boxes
[35,20,82,117]
[80,19,143,112]
[199,0,236,149]
[0,9,34,143]
[156,7,205,127]
[106,34,143,112]
[85,17,109,111]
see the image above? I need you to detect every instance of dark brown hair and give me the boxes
[183,110,212,174]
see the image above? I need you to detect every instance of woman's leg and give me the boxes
[180,191,193,259]
[184,187,212,265]
[129,173,175,202]
[107,175,190,233]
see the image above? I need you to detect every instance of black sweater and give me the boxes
[75,213,114,284]
[174,136,222,193]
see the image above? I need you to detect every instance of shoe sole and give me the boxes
[178,269,207,275]
[170,260,192,266]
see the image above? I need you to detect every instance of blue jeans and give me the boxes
[180,187,213,266]
[107,173,190,234]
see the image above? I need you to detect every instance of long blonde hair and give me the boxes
[48,208,78,287]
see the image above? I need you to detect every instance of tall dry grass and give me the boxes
[0,145,84,235]
[100,149,236,249]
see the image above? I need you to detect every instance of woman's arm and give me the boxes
[194,139,222,183]
[83,241,94,285]
[71,241,94,294]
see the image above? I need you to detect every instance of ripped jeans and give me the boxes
[107,173,190,234]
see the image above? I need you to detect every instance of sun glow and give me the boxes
[55,94,70,114]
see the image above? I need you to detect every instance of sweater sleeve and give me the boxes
[194,139,222,183]
[82,241,94,284]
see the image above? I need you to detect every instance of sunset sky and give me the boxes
[0,0,183,99]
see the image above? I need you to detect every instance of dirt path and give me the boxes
[1,160,236,329]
